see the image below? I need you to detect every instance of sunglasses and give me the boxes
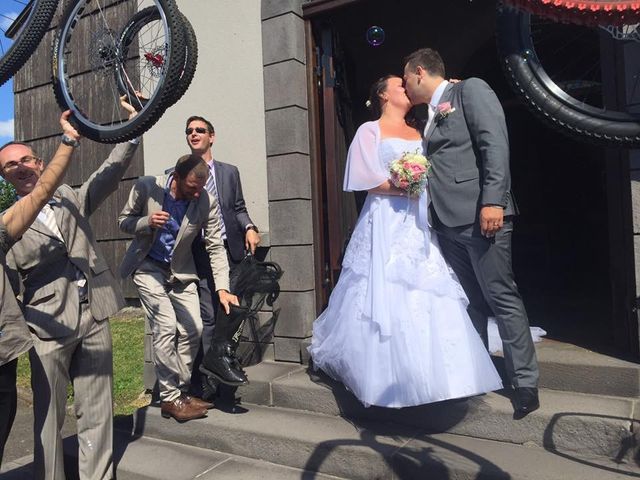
[185,127,208,135]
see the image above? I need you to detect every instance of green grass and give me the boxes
[110,313,147,415]
[16,312,147,416]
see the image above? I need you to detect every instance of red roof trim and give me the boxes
[503,0,640,26]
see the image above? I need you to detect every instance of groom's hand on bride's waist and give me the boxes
[480,205,504,238]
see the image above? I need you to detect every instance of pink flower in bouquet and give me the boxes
[389,149,430,196]
[408,163,426,175]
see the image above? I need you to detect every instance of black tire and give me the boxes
[52,0,186,143]
[496,3,640,147]
[167,11,198,107]
[0,0,58,86]
[116,7,197,108]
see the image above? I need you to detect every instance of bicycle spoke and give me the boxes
[53,0,186,142]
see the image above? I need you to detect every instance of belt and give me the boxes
[146,256,171,270]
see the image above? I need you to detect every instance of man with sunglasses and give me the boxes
[0,100,140,479]
[184,116,260,395]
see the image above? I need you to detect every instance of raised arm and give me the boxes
[78,97,140,217]
[1,111,79,241]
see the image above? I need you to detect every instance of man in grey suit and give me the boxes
[2,104,139,479]
[185,116,260,389]
[119,154,238,421]
[403,48,540,418]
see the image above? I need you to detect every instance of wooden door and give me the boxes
[306,20,358,312]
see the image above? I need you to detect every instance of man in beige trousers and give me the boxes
[2,103,139,480]
[119,154,237,422]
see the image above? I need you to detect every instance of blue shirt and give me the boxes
[148,190,189,265]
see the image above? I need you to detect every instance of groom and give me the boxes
[402,48,540,418]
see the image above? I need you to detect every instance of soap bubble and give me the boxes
[366,26,385,47]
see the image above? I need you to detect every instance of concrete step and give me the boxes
[119,402,638,480]
[533,339,640,397]
[0,432,347,480]
[238,361,640,462]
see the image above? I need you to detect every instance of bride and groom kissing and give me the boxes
[309,47,540,419]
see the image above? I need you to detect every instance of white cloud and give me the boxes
[0,12,19,34]
[0,118,14,139]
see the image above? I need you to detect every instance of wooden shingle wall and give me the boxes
[14,1,142,301]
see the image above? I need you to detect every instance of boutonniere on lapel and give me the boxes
[434,102,456,125]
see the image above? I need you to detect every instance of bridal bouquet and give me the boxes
[389,150,430,196]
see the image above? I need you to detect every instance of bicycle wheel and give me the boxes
[52,0,186,143]
[116,6,197,108]
[168,10,197,106]
[0,0,58,86]
[496,2,640,147]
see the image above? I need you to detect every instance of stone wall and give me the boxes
[262,0,317,362]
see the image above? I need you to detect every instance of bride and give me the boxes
[308,75,503,408]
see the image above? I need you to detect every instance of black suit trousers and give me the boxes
[0,358,18,467]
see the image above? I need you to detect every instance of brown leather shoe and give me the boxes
[183,394,215,410]
[161,396,207,422]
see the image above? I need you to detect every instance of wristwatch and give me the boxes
[61,134,80,148]
[246,225,259,234]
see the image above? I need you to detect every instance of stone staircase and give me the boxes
[113,339,640,479]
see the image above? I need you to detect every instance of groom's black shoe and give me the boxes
[513,387,540,419]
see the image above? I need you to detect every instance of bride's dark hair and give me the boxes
[366,74,420,130]
[366,75,396,119]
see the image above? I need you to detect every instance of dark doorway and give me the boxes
[305,0,630,356]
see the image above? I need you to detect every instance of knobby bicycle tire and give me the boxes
[0,0,58,86]
[167,11,198,107]
[496,3,640,147]
[51,0,186,143]
[116,7,197,109]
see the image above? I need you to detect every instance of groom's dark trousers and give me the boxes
[432,211,538,389]
[423,77,539,390]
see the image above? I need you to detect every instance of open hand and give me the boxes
[218,290,239,314]
[120,92,146,119]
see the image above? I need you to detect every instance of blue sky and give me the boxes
[0,80,13,144]
[0,3,17,144]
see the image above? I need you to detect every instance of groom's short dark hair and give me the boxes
[404,48,446,78]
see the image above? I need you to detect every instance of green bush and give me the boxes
[0,179,16,211]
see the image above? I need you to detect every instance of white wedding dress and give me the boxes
[309,135,504,408]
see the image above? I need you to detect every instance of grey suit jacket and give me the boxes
[425,78,516,228]
[0,220,32,365]
[212,160,253,262]
[5,142,138,340]
[118,174,230,292]
[167,160,254,265]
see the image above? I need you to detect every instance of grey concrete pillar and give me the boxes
[262,0,317,362]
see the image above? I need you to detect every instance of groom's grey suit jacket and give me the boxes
[425,78,516,228]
